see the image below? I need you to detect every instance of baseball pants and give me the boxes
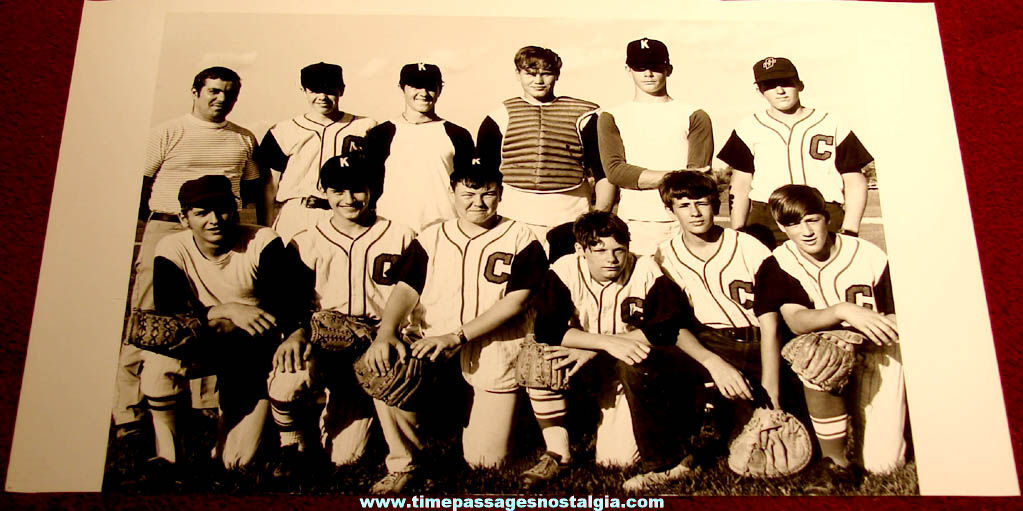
[850,342,907,473]
[622,220,681,256]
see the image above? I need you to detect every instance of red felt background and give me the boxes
[0,1,1020,509]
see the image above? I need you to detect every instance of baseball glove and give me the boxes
[515,334,571,391]
[728,407,813,478]
[308,310,378,354]
[124,309,203,357]
[352,349,426,410]
[781,330,866,392]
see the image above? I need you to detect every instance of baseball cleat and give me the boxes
[622,456,694,492]
[370,471,415,495]
[520,451,566,490]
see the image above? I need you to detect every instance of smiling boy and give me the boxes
[256,62,378,242]
[476,46,613,244]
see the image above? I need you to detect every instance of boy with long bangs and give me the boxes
[762,184,905,479]
[367,160,571,490]
[534,211,709,491]
[265,154,422,493]
[477,46,614,243]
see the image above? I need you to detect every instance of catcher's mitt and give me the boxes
[308,311,378,354]
[124,309,203,357]
[728,407,812,478]
[781,330,865,392]
[515,334,571,391]
[352,350,425,410]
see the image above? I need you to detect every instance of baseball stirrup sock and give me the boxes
[147,392,186,463]
[270,398,308,448]
[810,413,849,440]
[527,388,567,428]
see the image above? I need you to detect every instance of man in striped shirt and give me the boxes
[114,66,266,437]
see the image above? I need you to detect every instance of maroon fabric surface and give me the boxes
[1,0,1021,509]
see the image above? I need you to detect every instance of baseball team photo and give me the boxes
[101,8,917,497]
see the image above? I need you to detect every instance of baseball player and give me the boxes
[758,184,904,479]
[533,211,708,491]
[141,175,306,480]
[717,57,874,246]
[364,63,474,233]
[114,66,265,438]
[256,62,378,242]
[597,38,714,256]
[265,155,421,485]
[476,46,614,245]
[652,171,790,458]
[366,159,572,489]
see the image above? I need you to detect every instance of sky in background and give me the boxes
[150,12,880,169]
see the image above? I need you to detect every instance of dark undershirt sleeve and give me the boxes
[687,109,714,169]
[579,113,605,181]
[255,238,314,333]
[835,131,874,173]
[389,239,429,295]
[532,271,575,346]
[597,111,646,189]
[364,122,397,205]
[545,222,577,265]
[254,129,289,179]
[506,240,549,293]
[240,177,263,207]
[153,256,205,316]
[641,275,695,346]
[753,256,813,315]
[716,130,755,173]
[444,122,476,175]
[476,116,504,173]
[874,264,896,315]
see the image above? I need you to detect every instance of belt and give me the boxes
[698,326,761,343]
[149,212,179,223]
[298,196,330,210]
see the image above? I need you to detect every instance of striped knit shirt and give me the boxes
[143,114,259,214]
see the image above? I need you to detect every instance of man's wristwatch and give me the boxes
[455,328,469,345]
[840,229,859,237]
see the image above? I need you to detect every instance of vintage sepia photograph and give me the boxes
[5,0,1018,501]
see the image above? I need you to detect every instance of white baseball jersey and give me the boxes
[257,113,378,201]
[393,217,546,338]
[290,215,416,317]
[366,118,474,233]
[765,234,894,315]
[717,109,873,204]
[654,229,774,329]
[535,252,691,346]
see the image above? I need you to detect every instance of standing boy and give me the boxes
[365,63,475,233]
[265,155,422,491]
[718,57,874,245]
[761,184,905,478]
[477,46,614,243]
[598,38,714,255]
[256,62,378,242]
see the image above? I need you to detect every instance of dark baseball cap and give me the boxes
[319,153,374,193]
[301,62,344,93]
[753,57,799,83]
[178,175,236,210]
[399,62,443,89]
[626,38,670,69]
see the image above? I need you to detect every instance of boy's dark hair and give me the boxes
[658,170,721,214]
[192,66,242,93]
[514,46,562,75]
[449,157,503,190]
[768,184,830,226]
[319,154,374,196]
[573,211,630,249]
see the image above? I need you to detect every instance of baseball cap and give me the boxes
[178,175,236,210]
[301,62,344,93]
[626,38,670,69]
[319,153,374,193]
[753,57,800,83]
[399,63,443,89]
